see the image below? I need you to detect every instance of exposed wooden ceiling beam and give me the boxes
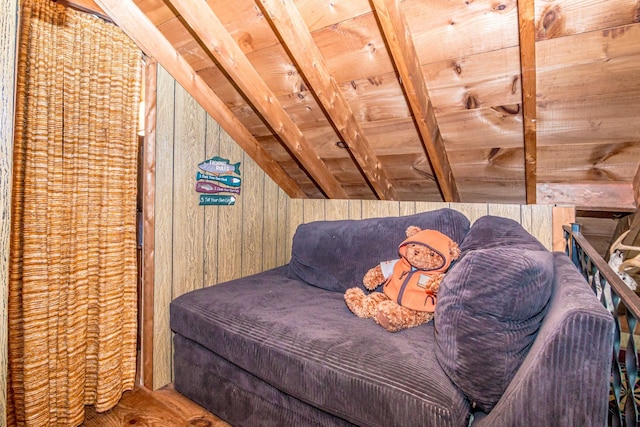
[94,0,307,199]
[165,0,348,199]
[538,182,637,210]
[370,0,460,203]
[56,0,110,21]
[517,0,538,204]
[257,0,398,201]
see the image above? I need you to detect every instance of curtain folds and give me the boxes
[9,1,142,425]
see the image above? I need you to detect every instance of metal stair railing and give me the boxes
[564,223,640,427]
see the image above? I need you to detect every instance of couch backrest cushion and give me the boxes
[434,219,554,412]
[287,208,470,292]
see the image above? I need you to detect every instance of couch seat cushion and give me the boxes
[434,247,554,412]
[287,208,470,292]
[171,266,471,427]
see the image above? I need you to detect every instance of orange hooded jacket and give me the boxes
[382,229,456,312]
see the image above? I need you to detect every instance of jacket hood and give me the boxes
[398,229,455,273]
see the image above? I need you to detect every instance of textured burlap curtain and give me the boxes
[8,0,142,425]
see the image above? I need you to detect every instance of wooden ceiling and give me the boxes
[76,0,640,208]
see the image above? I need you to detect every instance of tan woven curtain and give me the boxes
[9,0,142,425]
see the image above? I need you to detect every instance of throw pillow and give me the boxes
[434,247,554,412]
[459,215,547,256]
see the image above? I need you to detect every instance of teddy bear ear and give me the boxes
[405,225,421,237]
[449,240,461,259]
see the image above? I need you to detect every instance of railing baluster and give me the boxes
[564,225,640,426]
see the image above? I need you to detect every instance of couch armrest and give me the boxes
[474,253,614,427]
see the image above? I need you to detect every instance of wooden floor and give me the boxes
[81,384,231,426]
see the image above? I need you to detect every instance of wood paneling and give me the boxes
[283,200,556,250]
[0,1,18,423]
[152,66,293,389]
[152,65,175,389]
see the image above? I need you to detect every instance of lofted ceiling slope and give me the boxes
[75,0,640,208]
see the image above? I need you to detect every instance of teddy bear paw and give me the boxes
[375,300,434,332]
[344,288,370,318]
[345,288,389,319]
[374,300,405,332]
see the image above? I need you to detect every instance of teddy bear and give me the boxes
[344,226,461,332]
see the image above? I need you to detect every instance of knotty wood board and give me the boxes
[311,12,396,84]
[296,0,372,32]
[537,141,640,182]
[537,24,640,100]
[0,1,18,423]
[537,90,640,146]
[425,46,522,113]
[436,107,524,150]
[200,68,411,128]
[457,181,527,204]
[448,147,525,182]
[534,0,640,40]
[82,385,229,426]
[405,0,520,64]
[538,182,636,210]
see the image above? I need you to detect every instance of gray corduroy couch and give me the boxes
[170,208,614,426]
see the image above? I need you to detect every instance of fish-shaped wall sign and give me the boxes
[198,156,241,175]
[195,181,241,195]
[196,171,242,187]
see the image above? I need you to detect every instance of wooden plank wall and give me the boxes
[153,65,292,388]
[152,66,569,388]
[0,0,18,422]
[284,200,557,256]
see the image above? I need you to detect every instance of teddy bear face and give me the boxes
[404,243,445,270]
